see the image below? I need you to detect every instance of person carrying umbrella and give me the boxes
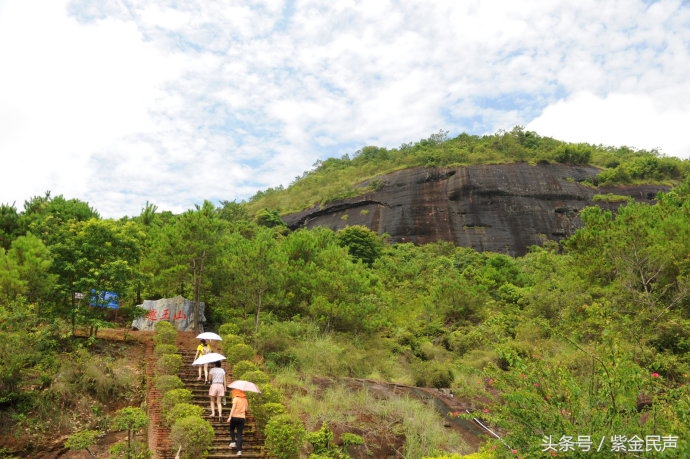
[194,339,212,382]
[227,388,249,456]
[208,360,227,419]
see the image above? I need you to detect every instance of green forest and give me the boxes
[1,129,690,458]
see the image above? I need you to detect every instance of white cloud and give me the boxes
[1,0,689,218]
[528,91,690,155]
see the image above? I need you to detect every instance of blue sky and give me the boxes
[1,0,689,218]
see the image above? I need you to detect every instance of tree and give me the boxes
[0,203,20,250]
[7,233,56,305]
[20,192,99,242]
[223,228,287,332]
[144,201,228,331]
[335,225,384,266]
[111,407,148,458]
[169,416,214,459]
[137,201,159,226]
[555,144,592,165]
[47,218,145,334]
[255,208,287,229]
[0,247,24,303]
[64,430,101,458]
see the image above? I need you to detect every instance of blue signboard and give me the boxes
[90,290,120,309]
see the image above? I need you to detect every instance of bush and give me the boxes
[446,329,483,355]
[554,144,592,165]
[252,402,287,431]
[249,383,283,408]
[221,333,245,354]
[156,353,183,376]
[165,402,204,427]
[226,343,255,365]
[153,344,178,359]
[264,413,306,459]
[110,407,149,458]
[412,361,454,388]
[153,322,177,346]
[231,360,259,380]
[341,433,364,446]
[305,423,333,454]
[109,440,152,458]
[241,370,270,385]
[218,323,240,335]
[64,430,101,455]
[169,416,215,459]
[154,321,175,332]
[265,350,298,371]
[155,375,184,394]
[160,388,192,418]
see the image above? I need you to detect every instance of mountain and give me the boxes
[282,163,670,256]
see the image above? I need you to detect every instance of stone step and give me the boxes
[148,335,267,459]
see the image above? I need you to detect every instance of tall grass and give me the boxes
[285,381,471,458]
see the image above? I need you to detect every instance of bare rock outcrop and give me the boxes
[282,163,669,256]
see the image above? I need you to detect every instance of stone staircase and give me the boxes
[148,333,267,458]
[178,348,266,458]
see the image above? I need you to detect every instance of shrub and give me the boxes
[264,413,306,459]
[156,354,183,376]
[252,402,287,431]
[81,354,139,403]
[412,361,454,388]
[153,344,178,359]
[446,329,483,355]
[160,389,192,418]
[166,403,204,427]
[240,370,270,385]
[265,350,298,371]
[218,323,240,335]
[64,430,101,456]
[154,321,175,332]
[109,440,151,458]
[592,193,631,203]
[155,375,184,393]
[305,423,333,454]
[341,433,364,446]
[169,416,214,459]
[221,333,245,354]
[249,383,283,407]
[110,407,149,458]
[554,144,592,165]
[153,322,177,346]
[226,343,255,365]
[231,360,259,380]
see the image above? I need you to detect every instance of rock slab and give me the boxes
[131,295,206,332]
[282,164,669,256]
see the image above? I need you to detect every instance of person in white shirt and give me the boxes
[208,360,226,419]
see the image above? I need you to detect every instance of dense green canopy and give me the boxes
[1,131,689,456]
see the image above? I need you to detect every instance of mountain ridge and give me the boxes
[282,163,670,255]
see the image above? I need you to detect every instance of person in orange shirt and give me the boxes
[226,389,249,456]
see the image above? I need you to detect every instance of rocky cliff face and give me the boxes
[282,163,669,256]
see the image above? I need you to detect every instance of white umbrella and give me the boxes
[227,380,261,393]
[192,353,226,365]
[196,332,222,341]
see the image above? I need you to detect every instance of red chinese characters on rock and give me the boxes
[146,309,187,322]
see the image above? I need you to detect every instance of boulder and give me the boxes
[131,295,205,332]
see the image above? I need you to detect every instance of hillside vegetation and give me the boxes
[247,127,690,216]
[1,130,690,458]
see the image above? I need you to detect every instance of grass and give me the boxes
[283,381,472,457]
